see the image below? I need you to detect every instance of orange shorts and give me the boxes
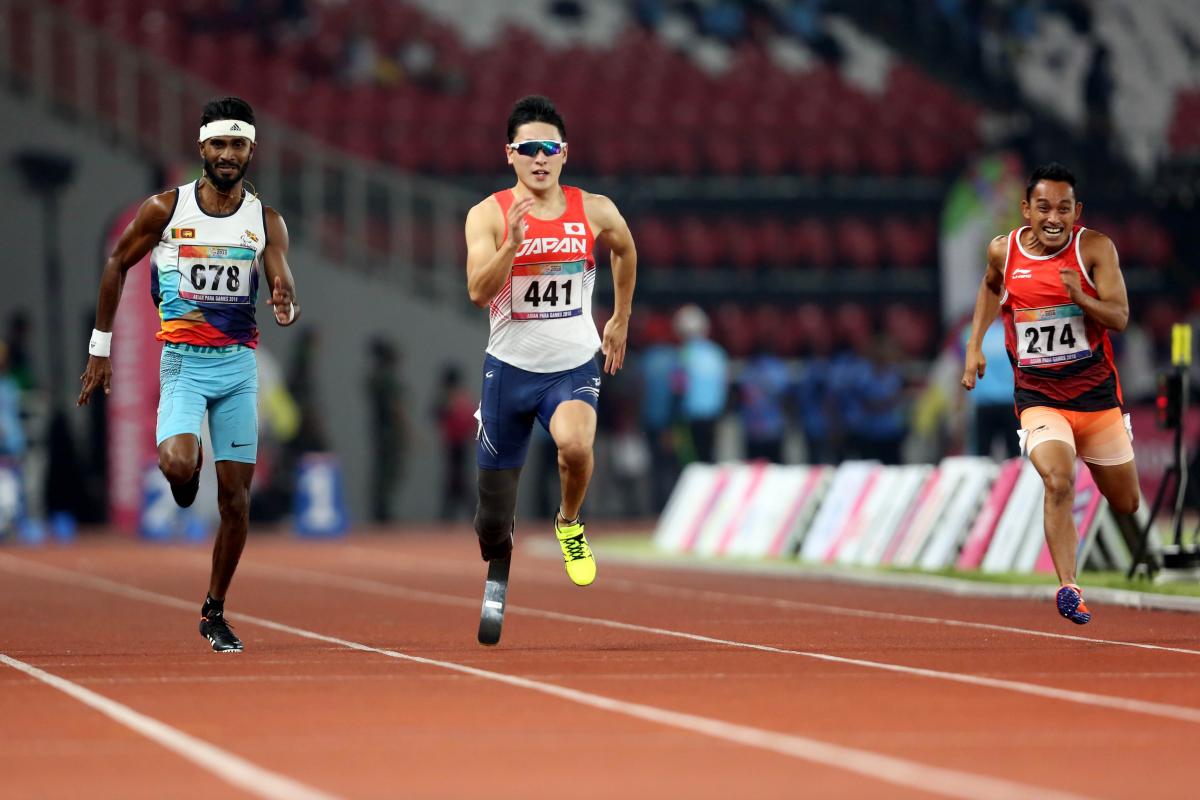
[1018,406,1134,466]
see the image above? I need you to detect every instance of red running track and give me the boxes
[2,530,1199,799]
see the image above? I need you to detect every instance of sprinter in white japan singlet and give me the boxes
[485,185,600,373]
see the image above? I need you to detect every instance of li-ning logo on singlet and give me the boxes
[514,222,588,258]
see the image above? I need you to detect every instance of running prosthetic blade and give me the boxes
[477,555,511,646]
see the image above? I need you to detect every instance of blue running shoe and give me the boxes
[1057,584,1091,625]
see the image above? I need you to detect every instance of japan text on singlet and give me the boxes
[150,181,267,349]
[485,186,600,373]
[999,225,1122,413]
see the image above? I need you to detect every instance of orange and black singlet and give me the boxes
[999,225,1122,414]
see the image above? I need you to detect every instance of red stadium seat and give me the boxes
[836,217,882,269]
[679,216,724,270]
[793,303,832,355]
[714,303,754,358]
[727,220,764,271]
[882,216,934,269]
[634,218,677,270]
[758,219,792,268]
[793,218,834,268]
[884,304,936,359]
[834,302,874,351]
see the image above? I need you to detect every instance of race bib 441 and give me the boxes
[178,244,256,305]
[510,260,585,320]
[1014,304,1091,367]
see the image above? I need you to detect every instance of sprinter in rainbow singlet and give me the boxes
[78,97,301,652]
[464,96,636,636]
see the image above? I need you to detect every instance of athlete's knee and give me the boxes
[158,452,195,485]
[556,439,592,471]
[1042,472,1074,505]
[1110,488,1139,516]
[217,487,250,521]
[475,467,520,560]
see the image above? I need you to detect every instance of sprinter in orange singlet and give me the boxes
[962,163,1140,624]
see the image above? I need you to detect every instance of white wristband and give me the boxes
[89,329,112,358]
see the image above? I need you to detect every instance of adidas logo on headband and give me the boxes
[199,119,256,143]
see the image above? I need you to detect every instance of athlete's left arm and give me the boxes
[262,207,300,326]
[587,193,637,375]
[1062,229,1129,332]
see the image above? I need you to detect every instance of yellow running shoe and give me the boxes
[555,514,595,586]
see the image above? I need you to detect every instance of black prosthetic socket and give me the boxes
[475,467,521,561]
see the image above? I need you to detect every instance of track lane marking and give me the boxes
[0,553,1091,800]
[336,545,1200,657]
[0,652,338,800]
[241,561,1200,725]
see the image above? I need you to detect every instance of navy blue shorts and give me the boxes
[477,353,600,470]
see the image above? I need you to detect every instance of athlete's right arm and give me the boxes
[77,191,174,406]
[961,235,1008,391]
[465,195,533,307]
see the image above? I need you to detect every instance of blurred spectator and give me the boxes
[432,364,476,521]
[1083,42,1115,161]
[342,12,385,85]
[737,333,792,463]
[834,338,908,464]
[963,318,1018,458]
[780,0,842,63]
[796,325,837,464]
[675,305,728,463]
[700,0,747,43]
[5,310,34,391]
[249,346,301,522]
[288,327,329,453]
[639,313,681,511]
[365,336,408,524]
[0,342,26,458]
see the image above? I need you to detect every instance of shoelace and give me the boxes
[203,613,238,639]
[561,533,590,562]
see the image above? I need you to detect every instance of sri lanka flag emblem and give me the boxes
[172,228,196,239]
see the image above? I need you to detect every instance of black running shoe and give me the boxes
[199,610,243,652]
[171,440,202,509]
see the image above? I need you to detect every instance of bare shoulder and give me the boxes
[582,190,619,213]
[466,195,503,229]
[581,191,623,228]
[986,233,1008,266]
[140,189,178,224]
[1079,226,1116,258]
[262,205,289,243]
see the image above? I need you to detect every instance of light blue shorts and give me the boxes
[156,343,258,463]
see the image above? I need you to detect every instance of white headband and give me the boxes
[199,120,256,142]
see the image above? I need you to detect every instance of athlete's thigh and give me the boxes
[1075,409,1134,467]
[1019,406,1075,461]
[207,350,259,464]
[215,460,255,496]
[1086,459,1139,509]
[478,355,537,470]
[156,348,207,445]
[548,400,597,451]
[1029,439,1077,500]
[535,358,600,436]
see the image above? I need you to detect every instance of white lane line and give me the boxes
[337,545,1200,657]
[0,554,1090,800]
[240,562,1200,726]
[617,579,1200,658]
[0,652,338,800]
